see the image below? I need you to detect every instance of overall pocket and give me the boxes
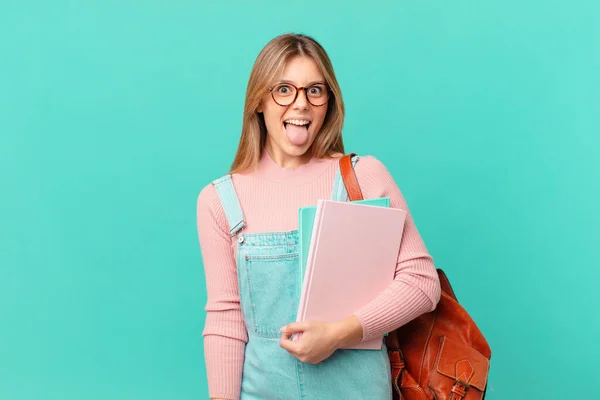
[240,253,300,338]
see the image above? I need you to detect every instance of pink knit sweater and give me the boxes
[196,151,441,400]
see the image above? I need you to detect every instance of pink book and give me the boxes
[295,200,408,350]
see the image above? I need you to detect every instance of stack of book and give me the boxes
[295,198,407,349]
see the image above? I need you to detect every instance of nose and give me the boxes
[292,88,309,110]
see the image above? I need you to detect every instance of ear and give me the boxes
[256,101,263,113]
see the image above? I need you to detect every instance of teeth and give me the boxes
[284,119,310,126]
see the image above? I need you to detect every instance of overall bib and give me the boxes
[212,156,392,400]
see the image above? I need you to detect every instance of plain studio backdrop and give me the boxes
[1,1,598,399]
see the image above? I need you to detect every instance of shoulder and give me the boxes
[349,154,404,201]
[354,155,395,183]
[197,172,240,203]
[197,180,217,205]
[196,176,228,220]
[355,154,386,169]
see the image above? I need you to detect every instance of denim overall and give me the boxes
[212,156,392,400]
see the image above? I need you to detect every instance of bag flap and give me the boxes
[435,336,490,391]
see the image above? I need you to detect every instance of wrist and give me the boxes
[330,315,364,348]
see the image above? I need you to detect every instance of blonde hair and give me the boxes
[229,33,345,174]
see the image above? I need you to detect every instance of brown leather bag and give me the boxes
[340,154,492,400]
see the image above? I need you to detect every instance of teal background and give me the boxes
[1,1,598,399]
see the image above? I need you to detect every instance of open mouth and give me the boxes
[283,119,312,145]
[283,119,311,130]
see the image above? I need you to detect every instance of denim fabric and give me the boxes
[213,174,245,236]
[212,155,392,399]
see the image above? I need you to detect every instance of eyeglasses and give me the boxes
[269,82,330,107]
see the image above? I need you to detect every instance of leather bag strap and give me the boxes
[339,153,364,201]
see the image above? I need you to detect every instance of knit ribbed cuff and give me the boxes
[354,283,434,342]
[204,335,246,400]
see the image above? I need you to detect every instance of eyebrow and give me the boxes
[277,79,326,86]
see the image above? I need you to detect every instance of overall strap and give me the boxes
[330,154,360,202]
[212,174,245,236]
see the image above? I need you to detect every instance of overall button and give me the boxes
[237,235,245,244]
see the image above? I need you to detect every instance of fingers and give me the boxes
[279,333,300,354]
[279,338,318,364]
[279,335,310,363]
[281,321,309,333]
[280,322,312,362]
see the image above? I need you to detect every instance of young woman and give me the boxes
[196,33,441,400]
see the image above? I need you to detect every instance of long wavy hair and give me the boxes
[229,33,345,174]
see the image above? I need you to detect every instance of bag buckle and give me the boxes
[387,347,405,370]
[451,380,470,398]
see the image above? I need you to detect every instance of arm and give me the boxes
[350,156,441,342]
[279,156,440,358]
[197,184,248,400]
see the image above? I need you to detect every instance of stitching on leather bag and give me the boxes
[394,371,402,397]
[427,385,438,400]
[435,336,490,392]
[434,335,445,376]
[455,359,474,382]
[481,356,491,395]
[418,308,438,384]
[400,368,429,400]
[402,385,429,399]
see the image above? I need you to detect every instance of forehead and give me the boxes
[278,56,325,84]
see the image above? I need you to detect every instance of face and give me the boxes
[258,56,329,166]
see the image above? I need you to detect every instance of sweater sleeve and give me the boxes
[351,156,442,342]
[197,183,248,400]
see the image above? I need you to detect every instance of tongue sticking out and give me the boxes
[285,123,309,146]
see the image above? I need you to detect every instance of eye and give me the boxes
[308,85,324,96]
[275,84,293,95]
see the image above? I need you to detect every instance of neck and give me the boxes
[264,144,312,169]
[252,146,337,185]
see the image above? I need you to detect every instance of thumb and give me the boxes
[279,334,301,354]
[280,321,309,333]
